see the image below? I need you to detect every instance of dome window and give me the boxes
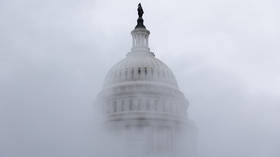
[138,67,141,74]
[144,67,148,75]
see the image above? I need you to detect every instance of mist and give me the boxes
[1,0,279,157]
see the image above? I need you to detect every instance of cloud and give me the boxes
[0,0,279,157]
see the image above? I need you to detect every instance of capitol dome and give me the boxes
[99,23,189,122]
[97,4,196,156]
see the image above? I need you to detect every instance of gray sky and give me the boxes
[0,0,280,157]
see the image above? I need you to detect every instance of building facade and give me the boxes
[97,4,196,157]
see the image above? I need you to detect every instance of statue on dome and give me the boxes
[137,3,144,18]
[135,3,146,28]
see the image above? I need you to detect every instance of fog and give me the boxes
[1,0,279,157]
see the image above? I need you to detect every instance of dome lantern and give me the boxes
[129,3,152,55]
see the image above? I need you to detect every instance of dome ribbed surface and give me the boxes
[103,54,178,88]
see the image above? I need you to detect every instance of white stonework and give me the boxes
[97,11,196,157]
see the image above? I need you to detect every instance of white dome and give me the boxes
[97,6,196,156]
[100,52,188,122]
[103,53,178,88]
[98,27,189,122]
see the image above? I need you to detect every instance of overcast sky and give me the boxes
[1,0,280,157]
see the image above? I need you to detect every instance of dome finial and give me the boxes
[135,3,146,28]
[137,3,144,18]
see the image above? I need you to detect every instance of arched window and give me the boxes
[138,67,141,74]
[138,67,141,79]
